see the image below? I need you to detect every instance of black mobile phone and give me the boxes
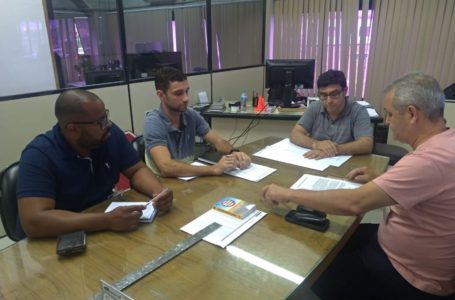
[285,210,330,232]
[56,231,87,256]
[296,205,327,219]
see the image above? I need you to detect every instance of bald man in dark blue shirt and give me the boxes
[17,89,173,238]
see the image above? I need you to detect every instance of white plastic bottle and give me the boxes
[240,92,248,111]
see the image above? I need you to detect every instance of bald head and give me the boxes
[55,89,101,126]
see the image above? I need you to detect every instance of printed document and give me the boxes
[367,108,379,117]
[181,209,266,248]
[178,161,276,182]
[290,174,361,190]
[253,138,351,171]
[105,202,157,223]
[224,163,276,182]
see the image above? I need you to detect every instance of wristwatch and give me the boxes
[229,148,240,154]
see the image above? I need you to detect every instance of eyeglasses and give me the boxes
[318,90,343,101]
[68,110,110,130]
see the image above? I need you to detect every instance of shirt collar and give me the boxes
[157,104,188,131]
[53,123,106,160]
[319,98,353,121]
[53,124,80,159]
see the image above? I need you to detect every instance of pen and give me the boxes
[108,187,131,199]
[145,188,169,207]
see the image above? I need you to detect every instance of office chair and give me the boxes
[0,161,25,241]
[444,83,455,100]
[131,135,145,162]
[373,143,408,166]
[115,132,137,191]
[372,124,408,166]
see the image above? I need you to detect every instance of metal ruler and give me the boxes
[92,222,221,299]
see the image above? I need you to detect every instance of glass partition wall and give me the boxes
[47,0,124,88]
[122,0,208,79]
[7,0,264,93]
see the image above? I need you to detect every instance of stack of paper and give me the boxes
[178,161,276,182]
[181,208,266,248]
[105,202,157,223]
[253,138,351,171]
[290,174,361,190]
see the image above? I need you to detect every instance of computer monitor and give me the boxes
[127,52,183,79]
[84,70,124,85]
[265,59,315,108]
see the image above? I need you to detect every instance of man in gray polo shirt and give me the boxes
[144,67,251,177]
[290,70,373,159]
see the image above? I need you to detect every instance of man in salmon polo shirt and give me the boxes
[262,72,455,299]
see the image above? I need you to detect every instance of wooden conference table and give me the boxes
[0,137,389,300]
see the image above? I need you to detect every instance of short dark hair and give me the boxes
[317,70,347,89]
[154,67,187,93]
[55,89,100,125]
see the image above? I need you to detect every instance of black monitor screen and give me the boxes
[127,52,182,79]
[265,59,315,108]
[85,70,124,85]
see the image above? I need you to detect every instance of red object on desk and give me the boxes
[255,96,266,112]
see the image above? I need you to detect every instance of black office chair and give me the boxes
[0,161,25,241]
[373,143,408,166]
[444,83,455,100]
[131,135,145,162]
[372,124,408,166]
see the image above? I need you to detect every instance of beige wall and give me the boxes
[0,94,56,168]
[89,85,132,131]
[445,101,455,128]
[129,81,159,135]
[212,67,264,103]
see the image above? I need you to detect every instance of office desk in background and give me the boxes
[203,105,383,124]
[0,137,389,299]
[203,106,383,145]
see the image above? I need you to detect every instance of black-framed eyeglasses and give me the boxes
[318,90,343,101]
[67,110,110,130]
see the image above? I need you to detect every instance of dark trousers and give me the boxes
[311,224,454,300]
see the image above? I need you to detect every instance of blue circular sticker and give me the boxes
[221,199,236,207]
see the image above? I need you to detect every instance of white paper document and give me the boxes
[105,202,157,223]
[253,138,351,171]
[356,100,370,106]
[197,91,209,104]
[178,161,207,181]
[367,108,379,117]
[290,174,361,190]
[224,163,276,182]
[180,209,266,248]
[178,161,276,182]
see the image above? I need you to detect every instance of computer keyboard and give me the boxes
[206,101,226,112]
[191,103,210,112]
